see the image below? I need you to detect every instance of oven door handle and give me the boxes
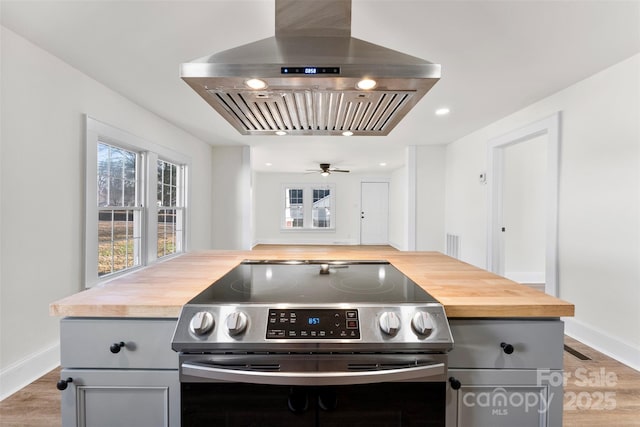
[181,361,445,386]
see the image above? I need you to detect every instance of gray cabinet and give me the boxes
[59,318,179,427]
[446,319,565,427]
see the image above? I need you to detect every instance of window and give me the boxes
[86,117,189,287]
[284,188,304,228]
[282,185,334,230]
[312,188,331,228]
[157,159,184,258]
[97,143,142,276]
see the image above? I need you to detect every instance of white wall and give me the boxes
[416,145,446,252]
[211,146,252,249]
[445,54,640,369]
[0,27,214,398]
[253,171,391,245]
[388,165,407,250]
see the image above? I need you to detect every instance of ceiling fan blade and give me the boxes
[330,169,350,173]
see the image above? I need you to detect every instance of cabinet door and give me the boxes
[447,369,563,427]
[60,369,179,427]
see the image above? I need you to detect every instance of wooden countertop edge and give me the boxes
[49,304,574,319]
[49,250,575,319]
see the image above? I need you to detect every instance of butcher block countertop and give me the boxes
[50,246,574,319]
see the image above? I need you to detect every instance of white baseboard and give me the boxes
[254,238,360,246]
[504,271,545,284]
[564,317,640,372]
[0,343,60,401]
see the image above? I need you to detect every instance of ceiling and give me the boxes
[2,0,639,173]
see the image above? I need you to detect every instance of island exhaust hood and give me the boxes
[181,0,440,136]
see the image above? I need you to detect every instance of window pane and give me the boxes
[171,164,177,186]
[312,188,331,228]
[284,188,304,228]
[124,151,136,180]
[158,209,177,258]
[123,179,136,206]
[98,144,109,175]
[98,211,113,242]
[110,148,124,179]
[170,185,177,207]
[163,185,172,207]
[156,159,184,259]
[98,179,109,207]
[98,241,113,276]
[163,163,172,185]
[97,142,137,208]
[97,208,141,277]
[109,177,123,206]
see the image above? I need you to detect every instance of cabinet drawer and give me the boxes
[61,318,178,369]
[448,319,564,369]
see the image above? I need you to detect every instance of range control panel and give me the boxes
[266,308,360,339]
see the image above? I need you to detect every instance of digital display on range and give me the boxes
[281,67,340,75]
[267,308,359,339]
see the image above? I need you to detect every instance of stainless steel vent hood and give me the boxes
[181,0,440,136]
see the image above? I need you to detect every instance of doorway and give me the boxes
[503,135,547,291]
[360,182,389,245]
[487,112,560,296]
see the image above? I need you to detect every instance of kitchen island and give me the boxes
[50,248,574,427]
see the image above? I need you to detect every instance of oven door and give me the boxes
[180,353,447,427]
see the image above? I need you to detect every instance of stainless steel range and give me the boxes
[172,260,454,426]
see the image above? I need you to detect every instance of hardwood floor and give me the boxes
[1,337,638,426]
[562,336,640,426]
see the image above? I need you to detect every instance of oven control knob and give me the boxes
[412,312,434,336]
[379,311,400,336]
[189,311,214,336]
[225,311,248,336]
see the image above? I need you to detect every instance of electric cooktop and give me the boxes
[188,260,439,305]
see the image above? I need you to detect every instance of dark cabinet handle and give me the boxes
[500,342,515,354]
[449,377,461,390]
[110,341,126,353]
[56,377,73,391]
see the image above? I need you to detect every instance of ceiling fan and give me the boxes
[306,163,350,177]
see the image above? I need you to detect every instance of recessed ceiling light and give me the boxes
[342,131,354,136]
[379,162,387,167]
[275,131,287,136]
[356,79,377,90]
[246,78,267,90]
[435,107,450,116]
[265,162,272,166]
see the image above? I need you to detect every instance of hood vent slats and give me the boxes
[208,89,415,135]
[181,0,440,136]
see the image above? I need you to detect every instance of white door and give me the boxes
[360,182,389,245]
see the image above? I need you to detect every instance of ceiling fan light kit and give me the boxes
[306,163,351,175]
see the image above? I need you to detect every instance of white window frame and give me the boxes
[281,184,336,231]
[85,116,190,288]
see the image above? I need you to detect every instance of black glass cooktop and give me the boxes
[189,260,439,304]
